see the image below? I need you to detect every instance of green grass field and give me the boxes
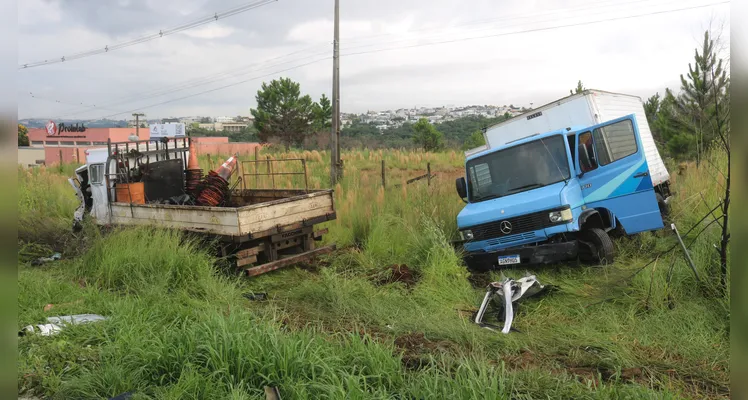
[17,148,729,399]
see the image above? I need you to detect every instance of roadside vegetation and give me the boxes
[17,145,729,399]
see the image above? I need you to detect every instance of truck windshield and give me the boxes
[466,135,570,202]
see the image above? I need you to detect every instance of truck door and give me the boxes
[575,114,663,234]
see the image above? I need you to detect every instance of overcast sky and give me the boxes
[17,0,730,120]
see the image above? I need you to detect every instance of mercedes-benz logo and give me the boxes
[500,220,512,234]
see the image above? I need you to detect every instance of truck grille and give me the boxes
[467,207,568,242]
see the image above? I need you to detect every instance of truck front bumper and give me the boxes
[464,240,578,269]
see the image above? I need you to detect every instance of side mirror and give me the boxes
[577,144,591,176]
[455,177,468,200]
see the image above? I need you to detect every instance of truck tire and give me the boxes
[465,258,493,272]
[656,193,669,219]
[579,228,615,265]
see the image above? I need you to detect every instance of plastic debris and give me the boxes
[30,252,61,266]
[474,274,548,334]
[20,314,107,336]
[243,292,268,301]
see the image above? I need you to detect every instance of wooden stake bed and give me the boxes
[108,189,335,237]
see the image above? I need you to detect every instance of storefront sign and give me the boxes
[45,120,86,136]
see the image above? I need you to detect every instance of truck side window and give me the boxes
[592,119,637,165]
[578,132,598,173]
[90,164,105,185]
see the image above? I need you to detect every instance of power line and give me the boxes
[39,0,728,121]
[341,1,731,58]
[340,0,679,48]
[51,46,331,119]
[32,0,689,117]
[18,0,277,70]
[80,56,331,122]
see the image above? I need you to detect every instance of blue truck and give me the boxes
[456,91,671,269]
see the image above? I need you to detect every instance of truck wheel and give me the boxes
[656,193,669,219]
[579,228,615,265]
[465,258,492,272]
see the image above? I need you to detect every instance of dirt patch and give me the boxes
[394,332,459,370]
[376,264,418,288]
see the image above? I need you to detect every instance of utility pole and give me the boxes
[329,0,341,185]
[132,113,145,138]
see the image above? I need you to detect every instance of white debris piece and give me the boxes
[21,314,108,336]
[474,274,546,334]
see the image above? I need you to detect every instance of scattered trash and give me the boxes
[264,386,282,400]
[243,292,268,301]
[30,252,61,266]
[474,274,549,334]
[20,314,107,336]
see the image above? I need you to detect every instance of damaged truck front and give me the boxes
[69,138,336,277]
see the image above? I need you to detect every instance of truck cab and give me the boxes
[456,114,664,270]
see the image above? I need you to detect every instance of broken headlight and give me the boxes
[548,208,573,223]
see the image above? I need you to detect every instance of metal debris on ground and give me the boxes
[474,274,548,334]
[20,314,107,336]
[243,292,268,301]
[30,252,61,266]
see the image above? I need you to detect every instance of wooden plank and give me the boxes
[239,194,333,224]
[313,228,328,239]
[236,255,257,267]
[110,204,241,235]
[237,246,262,259]
[238,194,334,235]
[249,213,336,239]
[243,244,336,277]
[240,206,334,235]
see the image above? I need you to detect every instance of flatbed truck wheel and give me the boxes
[579,228,615,265]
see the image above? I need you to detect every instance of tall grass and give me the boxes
[17,147,729,399]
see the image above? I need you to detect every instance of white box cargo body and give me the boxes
[480,90,669,187]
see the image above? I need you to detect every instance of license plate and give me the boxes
[498,254,521,265]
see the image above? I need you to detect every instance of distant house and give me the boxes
[162,118,180,124]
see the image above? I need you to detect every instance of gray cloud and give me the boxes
[17,0,730,119]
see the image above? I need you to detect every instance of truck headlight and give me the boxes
[549,208,573,223]
[460,230,474,241]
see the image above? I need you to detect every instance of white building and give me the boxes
[215,116,235,123]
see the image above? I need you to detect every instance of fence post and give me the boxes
[427,162,431,186]
[207,153,213,170]
[59,149,63,166]
[254,146,260,188]
[381,159,386,188]
[267,156,275,190]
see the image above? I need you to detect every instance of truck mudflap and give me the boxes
[464,241,578,269]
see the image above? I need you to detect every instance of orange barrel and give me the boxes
[115,182,145,204]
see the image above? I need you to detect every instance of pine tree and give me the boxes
[671,30,729,162]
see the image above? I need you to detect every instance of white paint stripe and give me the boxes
[583,159,645,203]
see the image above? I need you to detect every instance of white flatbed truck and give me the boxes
[69,138,336,276]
